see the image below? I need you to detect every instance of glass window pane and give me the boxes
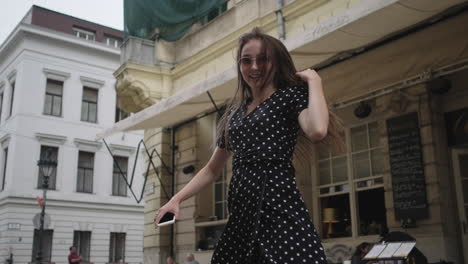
[83,88,98,102]
[319,160,331,185]
[81,102,88,121]
[332,156,348,183]
[44,95,52,114]
[215,203,223,219]
[351,125,368,151]
[369,122,380,148]
[357,188,387,235]
[353,151,370,179]
[77,169,84,190]
[320,194,351,238]
[47,81,63,95]
[215,183,222,201]
[371,148,384,175]
[52,97,61,116]
[89,103,97,123]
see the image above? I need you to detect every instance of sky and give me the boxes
[0,0,124,45]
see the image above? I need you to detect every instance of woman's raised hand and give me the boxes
[154,198,180,228]
[296,68,321,83]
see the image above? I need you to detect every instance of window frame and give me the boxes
[315,120,386,239]
[31,229,54,262]
[8,80,15,118]
[112,156,128,197]
[0,90,4,124]
[109,232,126,263]
[1,147,8,191]
[105,35,123,48]
[81,87,99,123]
[73,230,92,262]
[77,151,94,193]
[73,27,96,41]
[43,79,64,117]
[37,145,59,190]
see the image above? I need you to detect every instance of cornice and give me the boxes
[74,138,103,152]
[43,67,71,81]
[1,23,120,59]
[80,76,105,89]
[35,132,67,145]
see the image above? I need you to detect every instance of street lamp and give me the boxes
[35,152,57,264]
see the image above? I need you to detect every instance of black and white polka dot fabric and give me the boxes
[213,86,327,264]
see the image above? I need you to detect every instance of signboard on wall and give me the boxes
[386,112,428,220]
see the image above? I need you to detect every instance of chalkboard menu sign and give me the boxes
[386,112,428,220]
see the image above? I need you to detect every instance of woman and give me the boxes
[155,27,341,263]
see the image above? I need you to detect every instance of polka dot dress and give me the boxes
[213,86,327,264]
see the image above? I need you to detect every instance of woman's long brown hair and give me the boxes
[216,27,344,156]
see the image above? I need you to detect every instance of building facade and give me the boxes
[106,0,468,263]
[0,6,144,264]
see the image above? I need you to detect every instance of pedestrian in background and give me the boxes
[68,246,82,264]
[183,253,200,264]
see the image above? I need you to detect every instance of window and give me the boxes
[1,148,7,191]
[214,167,228,220]
[73,27,95,41]
[77,151,94,193]
[317,121,386,238]
[109,232,125,263]
[81,87,98,123]
[0,92,4,123]
[31,229,53,262]
[73,231,91,262]
[8,81,15,117]
[112,156,128,196]
[201,2,228,24]
[43,79,63,116]
[106,35,122,48]
[38,146,58,190]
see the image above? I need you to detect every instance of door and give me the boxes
[452,148,468,264]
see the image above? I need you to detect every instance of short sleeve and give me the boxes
[289,86,309,117]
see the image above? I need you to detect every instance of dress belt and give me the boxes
[232,150,291,167]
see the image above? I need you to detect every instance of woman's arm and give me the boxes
[154,147,230,224]
[296,69,329,141]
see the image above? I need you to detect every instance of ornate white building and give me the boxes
[0,6,144,264]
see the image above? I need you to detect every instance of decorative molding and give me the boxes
[115,71,158,112]
[42,68,71,82]
[109,223,128,233]
[7,70,17,82]
[73,221,94,231]
[35,133,67,145]
[109,143,135,156]
[0,134,11,148]
[80,76,105,89]
[74,138,102,152]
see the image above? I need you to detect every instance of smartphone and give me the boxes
[157,212,176,227]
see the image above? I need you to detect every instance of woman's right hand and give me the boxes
[154,198,181,228]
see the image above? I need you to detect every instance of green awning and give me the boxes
[124,0,227,41]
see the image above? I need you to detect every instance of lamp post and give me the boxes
[35,152,57,264]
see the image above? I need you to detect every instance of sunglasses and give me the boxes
[239,56,269,67]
